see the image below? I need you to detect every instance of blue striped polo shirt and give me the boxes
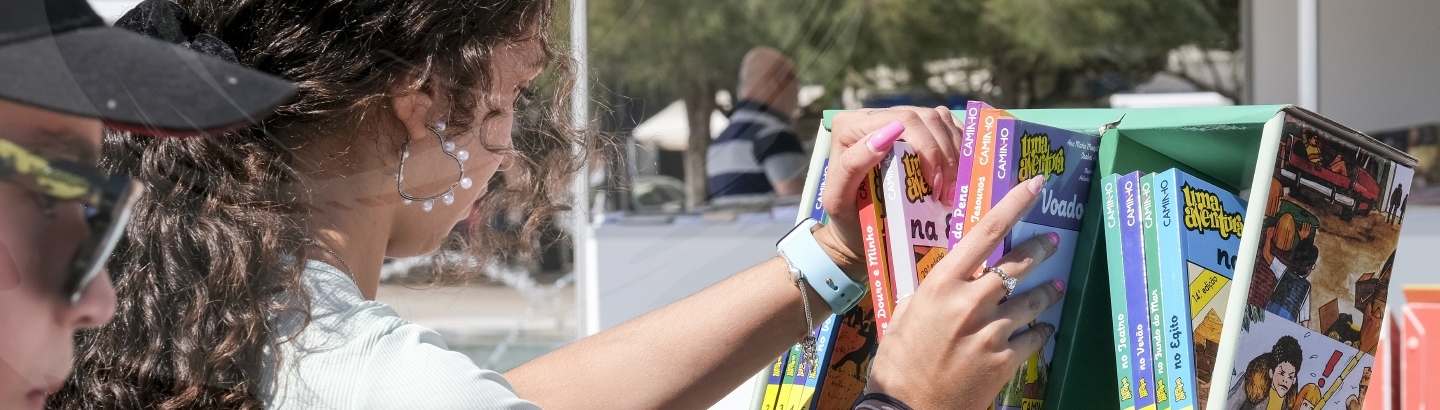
[707,100,807,198]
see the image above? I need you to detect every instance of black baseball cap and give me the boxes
[0,0,295,136]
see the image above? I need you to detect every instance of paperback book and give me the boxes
[883,140,951,299]
[988,119,1099,410]
[1139,174,1171,410]
[1149,168,1246,410]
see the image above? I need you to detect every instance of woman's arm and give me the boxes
[506,107,1063,410]
[504,253,832,409]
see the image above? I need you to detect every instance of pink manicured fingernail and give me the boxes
[1047,232,1060,246]
[1027,175,1045,194]
[1052,279,1066,292]
[865,121,906,152]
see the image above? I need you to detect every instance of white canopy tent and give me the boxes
[631,99,730,151]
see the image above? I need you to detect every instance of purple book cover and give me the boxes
[991,120,1099,410]
[1121,171,1158,410]
[949,101,989,250]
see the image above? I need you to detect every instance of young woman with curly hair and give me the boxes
[50,0,1070,409]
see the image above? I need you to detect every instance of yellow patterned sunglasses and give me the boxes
[0,138,141,303]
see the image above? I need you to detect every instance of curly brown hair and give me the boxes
[50,0,582,408]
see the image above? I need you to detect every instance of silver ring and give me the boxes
[984,265,1017,298]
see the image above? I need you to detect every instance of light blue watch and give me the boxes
[776,218,867,314]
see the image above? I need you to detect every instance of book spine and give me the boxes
[776,344,801,410]
[857,164,895,341]
[1153,170,1197,410]
[762,354,788,410]
[882,144,918,299]
[810,159,830,223]
[1139,174,1171,410]
[986,117,1017,266]
[789,339,812,410]
[964,109,1001,239]
[796,316,833,409]
[1120,172,1158,410]
[948,101,986,250]
[1102,174,1138,410]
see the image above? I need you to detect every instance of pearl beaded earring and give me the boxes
[395,122,473,212]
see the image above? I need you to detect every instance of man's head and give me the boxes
[738,46,799,118]
[0,0,293,408]
[1268,336,1304,398]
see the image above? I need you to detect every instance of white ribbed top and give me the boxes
[262,260,541,410]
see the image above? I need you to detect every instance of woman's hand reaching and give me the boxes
[818,108,1065,409]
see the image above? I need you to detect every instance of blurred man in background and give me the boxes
[707,46,807,199]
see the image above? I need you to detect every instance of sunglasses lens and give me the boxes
[65,178,142,303]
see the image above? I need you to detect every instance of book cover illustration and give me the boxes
[949,101,989,250]
[883,140,951,299]
[1139,174,1171,410]
[990,121,1098,410]
[857,160,896,341]
[1119,171,1159,410]
[1223,114,1413,410]
[1150,169,1247,410]
[1103,173,1139,410]
[810,298,879,410]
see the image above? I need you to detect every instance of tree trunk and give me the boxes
[683,79,715,210]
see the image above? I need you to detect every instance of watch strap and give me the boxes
[777,218,867,314]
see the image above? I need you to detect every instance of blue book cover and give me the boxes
[1119,171,1158,410]
[991,120,1099,410]
[1151,169,1245,410]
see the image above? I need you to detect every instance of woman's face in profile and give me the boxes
[0,100,116,410]
[388,39,546,254]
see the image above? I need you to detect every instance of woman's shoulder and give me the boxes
[265,261,540,410]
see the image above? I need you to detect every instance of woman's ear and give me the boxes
[388,72,438,147]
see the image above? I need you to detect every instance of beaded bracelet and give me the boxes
[851,392,915,410]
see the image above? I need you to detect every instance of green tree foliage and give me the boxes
[586,0,1239,204]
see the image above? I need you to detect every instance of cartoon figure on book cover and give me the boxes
[813,300,878,410]
[1228,114,1407,410]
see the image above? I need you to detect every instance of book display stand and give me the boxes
[755,105,1416,410]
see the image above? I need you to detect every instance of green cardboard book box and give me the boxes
[755,105,1416,410]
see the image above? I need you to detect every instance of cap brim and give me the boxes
[0,26,295,137]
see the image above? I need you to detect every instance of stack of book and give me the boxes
[758,102,1101,410]
[755,105,1416,410]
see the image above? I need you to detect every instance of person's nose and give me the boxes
[64,269,117,330]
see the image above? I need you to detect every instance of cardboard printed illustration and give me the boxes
[1230,113,1411,410]
[1225,311,1372,410]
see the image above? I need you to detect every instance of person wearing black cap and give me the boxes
[0,0,293,408]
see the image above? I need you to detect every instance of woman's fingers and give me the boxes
[967,233,1059,305]
[1006,322,1057,367]
[831,108,961,205]
[927,175,1047,286]
[814,121,907,271]
[994,278,1066,333]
